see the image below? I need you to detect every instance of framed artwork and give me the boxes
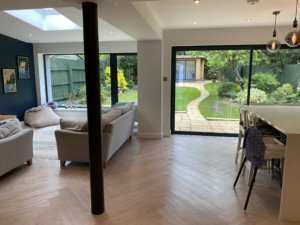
[17,56,30,79]
[2,68,17,93]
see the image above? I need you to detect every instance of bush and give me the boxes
[271,83,294,103]
[104,66,128,92]
[118,69,128,92]
[252,73,279,93]
[236,88,267,104]
[297,81,300,93]
[218,81,241,97]
[77,85,87,105]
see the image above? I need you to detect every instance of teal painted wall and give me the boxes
[0,34,37,120]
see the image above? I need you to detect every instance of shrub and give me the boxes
[77,85,87,105]
[252,73,279,93]
[236,88,267,104]
[104,66,128,91]
[118,69,128,92]
[218,81,241,97]
[297,81,300,93]
[271,83,294,103]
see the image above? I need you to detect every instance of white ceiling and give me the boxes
[0,0,297,43]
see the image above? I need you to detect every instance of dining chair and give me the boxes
[245,112,285,182]
[235,107,249,164]
[233,127,285,210]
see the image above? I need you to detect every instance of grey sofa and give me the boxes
[55,108,135,167]
[0,128,33,176]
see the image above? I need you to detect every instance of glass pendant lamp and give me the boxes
[285,0,300,47]
[266,11,281,53]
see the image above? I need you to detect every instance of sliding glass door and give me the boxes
[172,48,250,135]
[250,49,300,105]
[172,46,300,135]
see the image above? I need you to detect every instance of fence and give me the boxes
[50,56,111,102]
[50,57,86,102]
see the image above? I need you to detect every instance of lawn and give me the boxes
[102,89,137,106]
[199,82,239,119]
[175,87,201,111]
[119,89,137,102]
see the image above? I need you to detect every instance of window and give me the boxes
[44,53,137,108]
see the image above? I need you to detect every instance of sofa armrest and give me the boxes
[55,129,89,163]
[0,128,33,176]
[103,108,135,163]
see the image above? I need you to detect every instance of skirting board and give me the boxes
[137,132,163,139]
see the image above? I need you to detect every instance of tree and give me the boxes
[202,50,250,84]
[258,49,300,75]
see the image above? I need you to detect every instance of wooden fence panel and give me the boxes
[50,57,86,101]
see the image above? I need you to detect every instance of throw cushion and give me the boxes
[24,106,60,128]
[0,118,22,139]
[102,107,111,114]
[114,102,133,115]
[101,108,121,131]
[60,119,88,132]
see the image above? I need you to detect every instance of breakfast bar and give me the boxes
[246,105,300,221]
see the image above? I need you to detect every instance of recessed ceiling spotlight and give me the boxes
[193,21,198,25]
[247,0,259,5]
[247,18,252,22]
[194,0,200,4]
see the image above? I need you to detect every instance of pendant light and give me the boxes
[285,0,300,47]
[266,11,281,53]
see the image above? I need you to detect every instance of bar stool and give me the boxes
[233,127,285,210]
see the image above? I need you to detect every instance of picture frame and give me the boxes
[17,56,30,79]
[2,68,17,93]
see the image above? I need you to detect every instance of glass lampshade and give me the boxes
[266,39,281,53]
[285,29,300,47]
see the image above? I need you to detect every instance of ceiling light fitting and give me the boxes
[247,0,259,5]
[194,0,200,4]
[266,11,280,53]
[285,0,300,47]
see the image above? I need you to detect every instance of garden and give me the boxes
[175,49,300,120]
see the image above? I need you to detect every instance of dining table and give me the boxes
[246,105,300,222]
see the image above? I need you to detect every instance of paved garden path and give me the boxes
[175,81,239,133]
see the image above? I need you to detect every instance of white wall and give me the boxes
[33,41,137,105]
[137,40,163,139]
[162,26,291,136]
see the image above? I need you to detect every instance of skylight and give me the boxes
[4,8,81,31]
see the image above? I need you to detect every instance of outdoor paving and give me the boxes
[175,81,239,134]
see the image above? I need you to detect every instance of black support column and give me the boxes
[82,2,104,215]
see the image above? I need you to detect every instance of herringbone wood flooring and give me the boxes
[0,135,298,225]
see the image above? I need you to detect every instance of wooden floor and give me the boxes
[0,135,299,225]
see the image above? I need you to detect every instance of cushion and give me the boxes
[114,102,133,115]
[101,108,121,131]
[0,118,22,139]
[60,119,88,132]
[24,106,60,128]
[102,107,111,114]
